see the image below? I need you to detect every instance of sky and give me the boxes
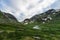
[0,0,60,22]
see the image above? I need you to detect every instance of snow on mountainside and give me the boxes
[23,9,60,24]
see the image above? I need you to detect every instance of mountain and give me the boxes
[0,11,18,23]
[23,9,60,24]
[0,9,60,40]
[0,11,26,40]
[21,9,60,40]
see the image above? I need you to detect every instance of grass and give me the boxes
[0,11,60,40]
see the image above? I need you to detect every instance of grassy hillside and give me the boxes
[0,10,60,40]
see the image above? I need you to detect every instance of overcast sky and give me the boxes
[0,0,60,22]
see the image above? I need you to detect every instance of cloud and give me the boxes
[53,0,60,9]
[0,0,23,21]
[0,0,57,22]
[10,0,56,16]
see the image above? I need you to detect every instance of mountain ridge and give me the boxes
[0,9,60,40]
[0,11,18,23]
[23,9,60,24]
